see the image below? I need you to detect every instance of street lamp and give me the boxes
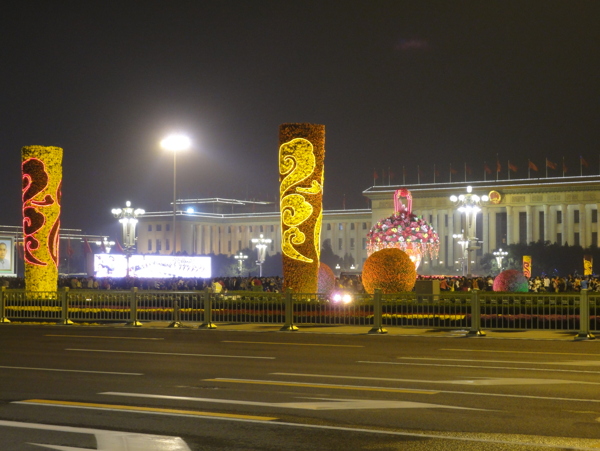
[251,234,272,277]
[234,252,248,276]
[95,237,115,254]
[493,248,508,273]
[450,186,488,277]
[111,201,145,276]
[161,134,191,255]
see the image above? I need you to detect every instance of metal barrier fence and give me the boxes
[0,287,597,340]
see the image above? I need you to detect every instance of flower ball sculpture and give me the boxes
[362,248,417,294]
[317,262,336,295]
[493,269,529,292]
[366,188,439,269]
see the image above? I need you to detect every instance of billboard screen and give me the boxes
[94,254,211,278]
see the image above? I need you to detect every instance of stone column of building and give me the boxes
[526,204,533,244]
[482,206,489,255]
[447,209,455,270]
[505,205,513,245]
[561,204,569,245]
[488,208,497,251]
[543,204,550,243]
[579,203,586,247]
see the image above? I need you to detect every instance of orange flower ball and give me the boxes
[362,248,417,294]
[317,262,336,295]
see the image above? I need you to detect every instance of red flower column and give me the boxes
[21,146,62,292]
[279,124,325,293]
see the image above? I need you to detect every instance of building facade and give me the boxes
[136,176,600,273]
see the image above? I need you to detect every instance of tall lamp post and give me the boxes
[160,134,191,255]
[234,252,248,276]
[251,234,272,277]
[450,186,489,277]
[493,248,508,274]
[111,201,145,276]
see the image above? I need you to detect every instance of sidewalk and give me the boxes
[139,321,596,341]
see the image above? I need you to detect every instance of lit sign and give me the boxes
[94,255,212,278]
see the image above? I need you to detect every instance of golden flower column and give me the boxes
[21,146,63,292]
[279,123,325,293]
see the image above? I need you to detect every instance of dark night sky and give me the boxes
[2,1,599,237]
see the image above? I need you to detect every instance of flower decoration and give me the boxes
[362,248,417,294]
[317,262,336,295]
[366,189,439,269]
[279,123,325,293]
[493,269,529,292]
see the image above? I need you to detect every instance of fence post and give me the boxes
[0,286,10,323]
[467,289,486,336]
[575,289,595,341]
[199,288,217,329]
[368,289,387,334]
[59,287,74,325]
[168,300,183,328]
[128,287,142,327]
[280,289,298,331]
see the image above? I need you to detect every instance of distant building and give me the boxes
[136,175,600,273]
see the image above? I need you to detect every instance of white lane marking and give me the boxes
[272,372,600,386]
[359,360,600,374]
[65,349,275,359]
[46,335,164,340]
[100,391,481,411]
[441,348,600,357]
[0,366,141,376]
[0,420,190,451]
[400,357,600,366]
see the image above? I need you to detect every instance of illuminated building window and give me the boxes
[350,238,355,250]
[338,223,343,231]
[326,223,331,231]
[249,226,253,232]
[156,224,162,231]
[338,238,342,250]
[350,223,355,230]
[166,224,171,231]
[260,225,264,232]
[574,210,580,224]
[539,211,545,241]
[593,210,598,223]
[362,238,366,250]
[238,240,242,251]
[148,225,152,232]
[228,226,232,233]
[148,240,152,251]
[575,232,580,246]
[156,240,161,251]
[362,223,367,230]
[228,241,231,253]
[271,225,274,232]
[166,239,170,251]
[557,211,562,224]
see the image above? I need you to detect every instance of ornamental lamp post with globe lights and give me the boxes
[251,234,272,277]
[234,252,248,276]
[111,201,145,276]
[493,248,508,274]
[449,186,489,277]
[160,134,191,255]
[95,237,115,254]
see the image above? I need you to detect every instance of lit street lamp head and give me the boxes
[160,134,191,152]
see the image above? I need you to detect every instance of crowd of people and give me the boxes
[1,273,599,293]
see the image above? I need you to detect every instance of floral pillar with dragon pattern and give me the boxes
[22,146,62,292]
[279,124,325,293]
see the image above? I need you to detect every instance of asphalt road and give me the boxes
[0,324,599,450]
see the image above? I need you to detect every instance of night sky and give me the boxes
[2,1,599,237]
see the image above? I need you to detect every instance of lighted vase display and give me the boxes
[279,123,325,293]
[22,146,63,292]
[366,188,439,270]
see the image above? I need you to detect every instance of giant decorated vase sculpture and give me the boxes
[366,189,439,270]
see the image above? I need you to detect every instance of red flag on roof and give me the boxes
[484,163,492,174]
[546,159,557,170]
[508,162,518,172]
[528,160,538,171]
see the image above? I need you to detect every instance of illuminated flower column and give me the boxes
[21,146,62,292]
[279,123,325,293]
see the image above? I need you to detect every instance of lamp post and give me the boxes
[95,237,115,254]
[493,248,508,274]
[160,134,191,255]
[452,232,469,276]
[450,186,489,277]
[251,234,272,277]
[234,252,248,276]
[111,201,145,276]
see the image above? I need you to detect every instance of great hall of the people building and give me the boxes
[136,175,600,273]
